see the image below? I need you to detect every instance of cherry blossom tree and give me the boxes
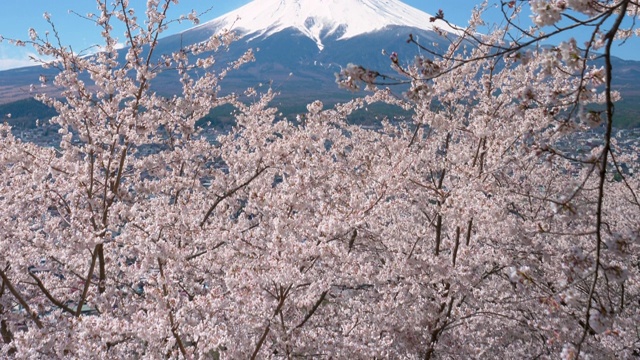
[0,0,638,359]
[336,1,640,358]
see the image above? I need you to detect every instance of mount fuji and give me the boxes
[0,0,458,113]
[148,0,460,107]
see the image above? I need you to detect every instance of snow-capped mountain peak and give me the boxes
[194,0,461,51]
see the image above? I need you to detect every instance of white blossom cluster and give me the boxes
[530,0,565,26]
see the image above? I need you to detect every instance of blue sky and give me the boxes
[0,0,638,70]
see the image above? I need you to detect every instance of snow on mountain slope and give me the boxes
[190,0,462,51]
